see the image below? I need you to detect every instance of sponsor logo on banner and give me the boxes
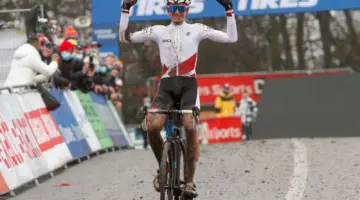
[92,23,119,56]
[0,119,25,168]
[93,29,117,40]
[75,91,114,149]
[39,109,64,145]
[188,69,353,104]
[90,93,127,147]
[48,89,91,159]
[0,115,42,169]
[200,117,243,144]
[237,0,318,11]
[63,91,102,152]
[11,118,42,160]
[26,110,53,152]
[93,0,360,23]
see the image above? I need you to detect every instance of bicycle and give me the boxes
[148,106,199,200]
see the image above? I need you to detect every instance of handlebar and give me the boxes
[147,109,193,114]
[147,107,200,124]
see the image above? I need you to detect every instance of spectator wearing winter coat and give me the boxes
[38,40,69,88]
[214,83,236,117]
[236,91,258,140]
[4,35,60,87]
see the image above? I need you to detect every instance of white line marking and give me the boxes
[285,138,309,200]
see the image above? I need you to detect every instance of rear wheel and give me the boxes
[160,142,173,200]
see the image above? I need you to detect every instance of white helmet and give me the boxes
[165,0,191,5]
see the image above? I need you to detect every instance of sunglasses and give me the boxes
[168,5,188,13]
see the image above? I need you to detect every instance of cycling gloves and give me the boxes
[122,0,138,10]
[216,0,233,11]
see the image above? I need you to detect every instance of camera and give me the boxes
[89,54,95,70]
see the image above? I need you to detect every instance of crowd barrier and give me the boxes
[0,85,134,196]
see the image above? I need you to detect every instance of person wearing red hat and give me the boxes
[58,39,75,61]
[56,39,77,88]
[58,26,78,61]
[59,40,75,54]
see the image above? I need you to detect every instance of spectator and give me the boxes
[104,54,116,68]
[91,41,101,51]
[30,18,124,110]
[135,97,151,149]
[37,33,52,62]
[115,59,125,81]
[214,83,236,117]
[40,41,53,65]
[64,25,79,41]
[52,39,76,89]
[236,91,258,140]
[4,34,60,87]
[107,68,123,110]
[74,52,100,93]
[38,40,70,88]
[53,24,65,46]
[72,44,85,72]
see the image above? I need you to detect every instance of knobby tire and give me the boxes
[160,142,173,200]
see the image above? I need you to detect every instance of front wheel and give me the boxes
[160,142,173,200]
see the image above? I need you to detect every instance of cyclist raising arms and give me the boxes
[119,0,237,197]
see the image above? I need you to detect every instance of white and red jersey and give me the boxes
[119,10,238,79]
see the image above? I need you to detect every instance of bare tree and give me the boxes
[343,10,360,70]
[316,11,334,68]
[279,14,294,70]
[267,15,282,71]
[296,13,306,69]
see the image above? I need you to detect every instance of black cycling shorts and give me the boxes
[151,76,200,110]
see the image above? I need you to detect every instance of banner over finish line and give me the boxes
[92,0,360,23]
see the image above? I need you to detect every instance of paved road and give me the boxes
[9,138,360,200]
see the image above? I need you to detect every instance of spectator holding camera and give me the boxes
[37,34,53,64]
[4,34,60,87]
[74,53,100,93]
[37,38,70,88]
[104,67,123,109]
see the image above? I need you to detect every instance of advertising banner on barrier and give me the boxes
[92,0,360,23]
[107,100,134,147]
[19,92,72,169]
[63,91,101,153]
[75,91,114,149]
[16,91,71,176]
[0,94,38,191]
[199,116,244,144]
[154,69,352,104]
[89,93,128,147]
[48,89,91,159]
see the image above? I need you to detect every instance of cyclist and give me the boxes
[119,0,238,197]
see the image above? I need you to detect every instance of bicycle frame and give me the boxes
[148,108,198,199]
